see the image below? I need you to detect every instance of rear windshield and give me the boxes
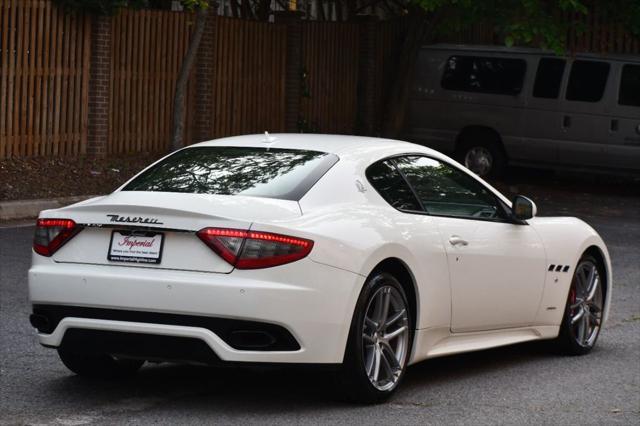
[122,146,339,201]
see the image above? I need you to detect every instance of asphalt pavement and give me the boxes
[1,184,639,425]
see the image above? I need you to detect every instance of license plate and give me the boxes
[108,231,164,264]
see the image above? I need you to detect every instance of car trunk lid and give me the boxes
[46,191,301,273]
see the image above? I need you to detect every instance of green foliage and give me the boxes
[52,0,209,15]
[412,0,640,53]
[179,0,210,11]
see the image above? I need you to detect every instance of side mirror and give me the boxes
[512,195,537,221]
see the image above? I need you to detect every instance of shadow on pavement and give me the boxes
[39,339,560,409]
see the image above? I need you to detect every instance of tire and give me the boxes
[58,347,144,378]
[555,255,605,356]
[455,134,506,178]
[337,272,413,404]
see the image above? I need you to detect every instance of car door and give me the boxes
[394,155,547,332]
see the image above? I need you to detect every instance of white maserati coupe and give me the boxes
[29,134,611,402]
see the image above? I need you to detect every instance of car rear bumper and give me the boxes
[28,257,364,364]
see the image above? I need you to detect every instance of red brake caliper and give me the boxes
[569,286,577,315]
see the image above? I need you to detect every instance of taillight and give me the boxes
[33,219,79,256]
[196,227,313,269]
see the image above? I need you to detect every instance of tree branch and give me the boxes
[171,7,208,151]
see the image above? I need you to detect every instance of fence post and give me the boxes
[194,5,218,143]
[356,15,378,136]
[275,11,304,133]
[87,15,111,158]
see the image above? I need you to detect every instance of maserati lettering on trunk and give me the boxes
[106,214,163,225]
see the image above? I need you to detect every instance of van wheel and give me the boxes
[456,138,506,178]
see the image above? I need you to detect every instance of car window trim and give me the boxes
[367,153,517,224]
[279,153,340,201]
[388,158,427,213]
[364,159,424,212]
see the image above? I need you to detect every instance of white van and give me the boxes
[405,44,640,177]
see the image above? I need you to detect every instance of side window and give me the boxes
[533,58,566,99]
[441,55,527,96]
[393,156,504,220]
[566,60,610,102]
[619,64,640,107]
[366,160,422,212]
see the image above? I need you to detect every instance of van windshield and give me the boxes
[123,146,339,201]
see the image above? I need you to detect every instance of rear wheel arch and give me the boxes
[370,258,419,336]
[337,258,418,402]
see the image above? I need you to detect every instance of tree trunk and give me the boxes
[230,0,240,18]
[170,7,208,152]
[382,11,435,138]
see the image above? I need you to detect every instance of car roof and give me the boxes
[191,133,441,159]
[422,43,640,64]
[164,134,513,208]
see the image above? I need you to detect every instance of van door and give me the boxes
[608,63,640,173]
[556,59,614,168]
[520,57,567,164]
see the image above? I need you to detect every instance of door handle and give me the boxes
[449,235,468,246]
[610,119,619,132]
[562,115,572,129]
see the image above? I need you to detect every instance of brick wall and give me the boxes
[275,11,304,133]
[86,15,111,158]
[193,12,217,143]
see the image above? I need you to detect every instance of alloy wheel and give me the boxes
[362,285,409,391]
[569,261,604,348]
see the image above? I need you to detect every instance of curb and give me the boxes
[0,195,102,222]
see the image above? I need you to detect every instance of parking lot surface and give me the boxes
[1,178,639,425]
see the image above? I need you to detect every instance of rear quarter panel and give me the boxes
[254,151,453,331]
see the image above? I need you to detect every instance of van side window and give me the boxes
[566,60,610,103]
[533,58,565,99]
[441,55,526,96]
[619,64,640,107]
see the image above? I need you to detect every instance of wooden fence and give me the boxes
[207,16,287,138]
[372,19,405,135]
[300,21,360,134]
[109,9,195,154]
[565,8,640,54]
[0,0,90,158]
[1,2,639,159]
